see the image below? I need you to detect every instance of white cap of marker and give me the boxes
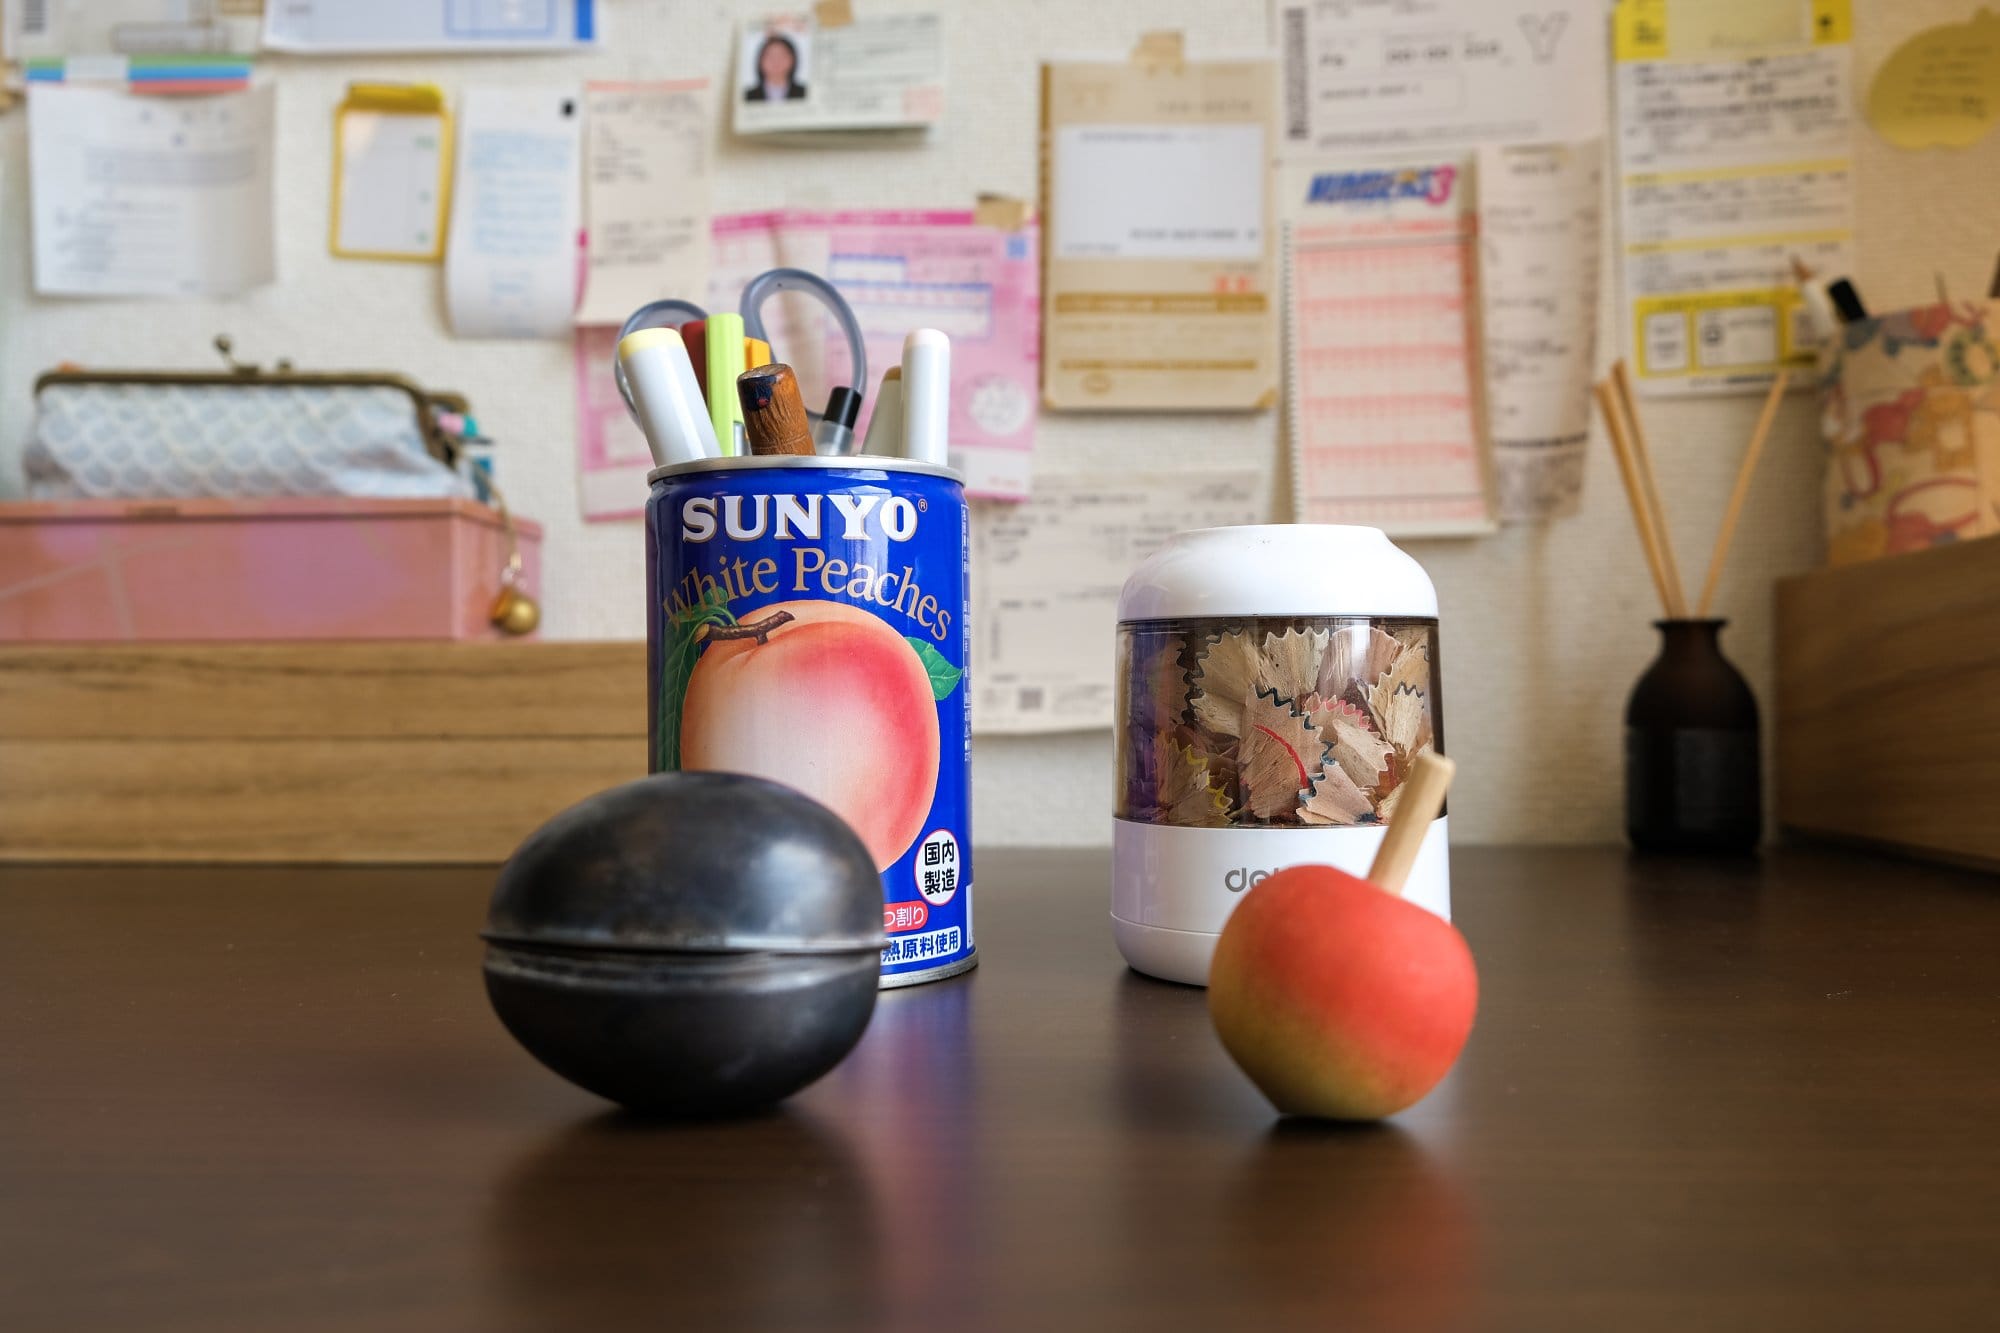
[618,327,720,467]
[899,328,950,468]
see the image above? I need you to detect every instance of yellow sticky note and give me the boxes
[1615,0,1850,61]
[331,83,453,261]
[1868,9,2000,150]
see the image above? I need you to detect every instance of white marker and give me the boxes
[617,327,720,467]
[862,366,904,457]
[899,328,951,467]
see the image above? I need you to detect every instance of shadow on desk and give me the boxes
[488,1108,882,1329]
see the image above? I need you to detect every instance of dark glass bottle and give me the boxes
[1624,619,1761,854]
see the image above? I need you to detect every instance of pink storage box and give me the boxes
[0,497,543,642]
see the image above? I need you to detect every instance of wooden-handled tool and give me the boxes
[737,363,817,457]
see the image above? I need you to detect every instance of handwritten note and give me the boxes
[1478,141,1603,521]
[575,80,712,327]
[1866,9,2000,150]
[971,470,1266,734]
[27,83,275,298]
[1284,162,1491,535]
[445,87,582,339]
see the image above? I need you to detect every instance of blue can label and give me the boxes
[647,463,972,982]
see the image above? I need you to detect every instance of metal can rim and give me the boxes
[648,455,962,485]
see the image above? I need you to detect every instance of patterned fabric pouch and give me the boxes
[24,347,476,501]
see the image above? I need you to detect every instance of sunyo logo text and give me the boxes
[681,492,919,544]
[1306,165,1457,208]
[1224,867,1282,894]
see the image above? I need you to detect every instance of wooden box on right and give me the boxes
[1775,537,2000,870]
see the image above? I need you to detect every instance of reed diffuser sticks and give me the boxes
[1698,372,1789,616]
[1592,360,1788,619]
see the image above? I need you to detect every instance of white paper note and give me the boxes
[27,83,276,298]
[972,471,1266,734]
[1613,0,1853,395]
[574,80,712,328]
[1053,125,1267,262]
[7,0,260,58]
[1478,141,1603,521]
[263,0,595,54]
[1274,0,1606,159]
[732,11,945,137]
[445,87,582,340]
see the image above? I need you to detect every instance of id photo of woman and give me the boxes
[745,32,809,102]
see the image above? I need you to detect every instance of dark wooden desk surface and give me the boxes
[3,847,1997,1332]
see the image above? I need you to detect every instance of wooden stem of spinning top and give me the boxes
[738,363,818,457]
[1365,753,1456,896]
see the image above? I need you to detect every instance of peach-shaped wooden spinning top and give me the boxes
[1208,754,1476,1120]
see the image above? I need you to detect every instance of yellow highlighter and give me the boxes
[745,337,772,369]
[706,312,747,455]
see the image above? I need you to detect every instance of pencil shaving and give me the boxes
[1131,618,1439,829]
[1301,760,1374,826]
[1148,733,1231,828]
[1238,690,1328,822]
[1257,627,1330,700]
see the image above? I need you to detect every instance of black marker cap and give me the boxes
[1827,278,1868,324]
[821,385,863,430]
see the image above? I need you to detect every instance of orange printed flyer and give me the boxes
[1040,39,1279,412]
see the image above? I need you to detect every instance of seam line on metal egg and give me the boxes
[479,933,885,956]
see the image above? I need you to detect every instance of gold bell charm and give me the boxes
[489,554,541,636]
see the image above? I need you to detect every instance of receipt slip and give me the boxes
[1041,34,1279,412]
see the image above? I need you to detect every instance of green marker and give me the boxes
[705,312,747,455]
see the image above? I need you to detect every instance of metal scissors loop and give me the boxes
[737,268,867,407]
[613,272,868,448]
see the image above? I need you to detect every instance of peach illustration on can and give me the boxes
[680,600,942,871]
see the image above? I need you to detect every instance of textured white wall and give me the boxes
[1,1,1991,845]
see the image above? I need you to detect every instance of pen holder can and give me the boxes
[1112,525,1450,986]
[1820,300,2000,567]
[646,456,973,988]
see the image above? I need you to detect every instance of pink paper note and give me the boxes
[575,324,658,521]
[1285,164,1492,536]
[578,208,1040,518]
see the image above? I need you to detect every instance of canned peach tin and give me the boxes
[646,455,974,987]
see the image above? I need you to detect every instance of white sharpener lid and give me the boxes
[1116,524,1440,621]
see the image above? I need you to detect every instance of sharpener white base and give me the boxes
[1110,816,1451,987]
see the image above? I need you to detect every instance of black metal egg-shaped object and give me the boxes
[483,772,885,1117]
